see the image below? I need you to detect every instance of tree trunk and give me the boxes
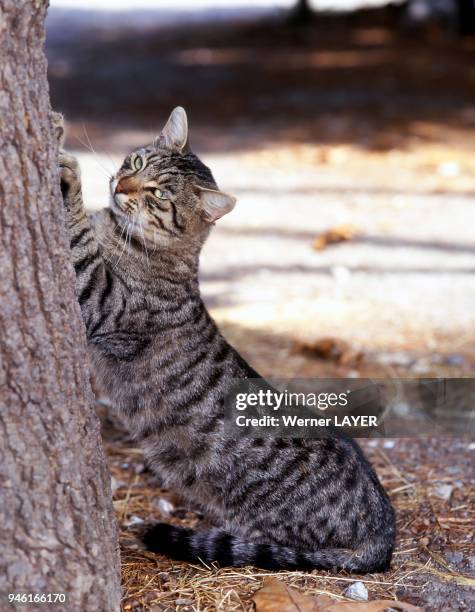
[457,0,475,36]
[0,2,121,610]
[288,0,314,25]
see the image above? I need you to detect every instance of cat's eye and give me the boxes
[133,156,143,171]
[154,188,164,199]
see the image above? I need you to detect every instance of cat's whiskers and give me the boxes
[74,134,112,181]
[74,126,114,180]
[127,220,132,256]
[81,124,116,176]
[114,218,131,269]
[111,219,128,265]
[104,151,119,176]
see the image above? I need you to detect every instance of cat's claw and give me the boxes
[53,111,81,203]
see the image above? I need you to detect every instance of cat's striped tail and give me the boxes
[142,523,392,573]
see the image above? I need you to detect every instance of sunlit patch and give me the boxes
[352,27,394,46]
[175,47,393,70]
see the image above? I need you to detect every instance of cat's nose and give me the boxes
[115,177,138,195]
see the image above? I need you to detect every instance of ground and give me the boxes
[103,411,474,611]
[46,6,475,609]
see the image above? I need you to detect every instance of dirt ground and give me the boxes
[103,414,474,611]
[46,6,475,609]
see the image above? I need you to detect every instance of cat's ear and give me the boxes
[158,106,188,152]
[198,187,236,222]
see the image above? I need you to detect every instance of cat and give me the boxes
[55,107,395,572]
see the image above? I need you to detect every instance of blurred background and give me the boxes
[47,0,475,381]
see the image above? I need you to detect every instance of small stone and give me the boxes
[390,401,410,417]
[438,161,460,177]
[431,484,453,501]
[445,551,464,565]
[446,466,460,475]
[175,599,193,606]
[110,477,127,493]
[157,498,175,516]
[143,591,161,603]
[331,265,351,284]
[376,351,413,367]
[411,359,431,374]
[343,581,368,601]
[132,462,145,474]
[124,515,144,527]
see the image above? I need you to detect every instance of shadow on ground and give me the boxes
[47,6,475,153]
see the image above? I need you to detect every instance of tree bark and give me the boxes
[0,2,121,610]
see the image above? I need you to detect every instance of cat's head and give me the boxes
[109,107,236,250]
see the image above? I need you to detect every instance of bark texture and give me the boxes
[0,2,121,610]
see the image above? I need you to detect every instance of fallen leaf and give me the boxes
[252,579,422,612]
[252,578,319,611]
[312,224,362,251]
[294,337,363,365]
[314,596,423,611]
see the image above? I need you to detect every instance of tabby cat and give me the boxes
[56,107,395,572]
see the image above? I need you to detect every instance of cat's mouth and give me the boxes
[110,197,125,218]
[110,193,127,216]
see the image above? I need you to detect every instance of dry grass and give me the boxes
[99,407,474,611]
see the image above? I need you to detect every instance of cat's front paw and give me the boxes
[51,111,65,148]
[59,150,81,202]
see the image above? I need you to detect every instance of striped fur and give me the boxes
[143,524,392,572]
[56,108,395,573]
